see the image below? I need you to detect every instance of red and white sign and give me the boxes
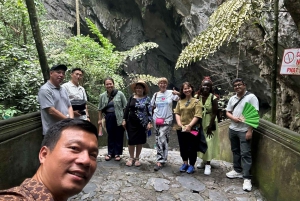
[280,48,300,75]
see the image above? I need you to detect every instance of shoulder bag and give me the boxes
[71,99,86,111]
[232,91,251,112]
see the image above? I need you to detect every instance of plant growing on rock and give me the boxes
[47,18,158,104]
[176,0,265,69]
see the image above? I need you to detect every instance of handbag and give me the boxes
[155,118,165,125]
[190,130,199,136]
[70,99,86,111]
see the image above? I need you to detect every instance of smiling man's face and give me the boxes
[39,127,98,198]
[233,81,246,95]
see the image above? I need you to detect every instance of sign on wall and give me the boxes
[280,48,300,75]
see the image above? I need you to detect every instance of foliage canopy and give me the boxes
[1,0,158,117]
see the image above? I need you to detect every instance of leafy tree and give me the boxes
[47,18,158,104]
[25,0,50,82]
[0,0,46,115]
[0,1,158,114]
[0,42,43,112]
[176,0,265,69]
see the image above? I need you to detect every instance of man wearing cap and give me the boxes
[38,64,74,135]
[62,68,90,121]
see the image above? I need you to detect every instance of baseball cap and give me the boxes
[50,64,67,71]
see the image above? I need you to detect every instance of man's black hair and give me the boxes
[71,68,84,74]
[232,78,246,85]
[42,118,98,151]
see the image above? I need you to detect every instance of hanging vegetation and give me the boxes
[175,0,265,69]
[47,18,158,104]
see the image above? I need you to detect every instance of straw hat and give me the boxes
[130,80,149,95]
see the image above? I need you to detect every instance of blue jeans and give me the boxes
[229,128,252,179]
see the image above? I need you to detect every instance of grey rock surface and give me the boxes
[68,147,266,201]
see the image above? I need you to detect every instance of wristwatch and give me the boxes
[87,115,90,118]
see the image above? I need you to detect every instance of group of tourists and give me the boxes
[0,64,258,200]
[98,75,259,192]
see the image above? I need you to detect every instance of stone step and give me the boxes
[68,148,266,201]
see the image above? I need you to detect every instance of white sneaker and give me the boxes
[196,161,205,169]
[204,165,211,175]
[226,170,243,178]
[243,179,252,191]
[196,163,203,169]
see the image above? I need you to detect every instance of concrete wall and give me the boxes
[218,119,300,201]
[1,108,299,201]
[0,112,43,189]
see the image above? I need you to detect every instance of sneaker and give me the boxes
[243,179,252,191]
[196,161,205,169]
[186,165,195,174]
[226,170,243,179]
[179,164,189,172]
[204,165,211,175]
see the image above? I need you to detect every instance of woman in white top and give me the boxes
[151,77,179,171]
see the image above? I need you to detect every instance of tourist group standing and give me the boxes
[36,64,259,193]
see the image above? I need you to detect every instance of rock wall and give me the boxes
[42,0,300,132]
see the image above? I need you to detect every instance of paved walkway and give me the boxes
[68,147,266,201]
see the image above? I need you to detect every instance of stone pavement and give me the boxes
[69,148,266,201]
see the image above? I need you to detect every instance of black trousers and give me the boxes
[105,112,124,156]
[177,130,198,166]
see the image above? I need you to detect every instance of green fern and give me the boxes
[175,0,265,69]
[85,18,115,52]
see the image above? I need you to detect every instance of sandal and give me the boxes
[115,155,121,161]
[126,158,134,167]
[154,162,163,171]
[105,155,112,161]
[134,158,141,167]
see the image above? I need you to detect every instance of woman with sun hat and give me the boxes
[123,80,152,167]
